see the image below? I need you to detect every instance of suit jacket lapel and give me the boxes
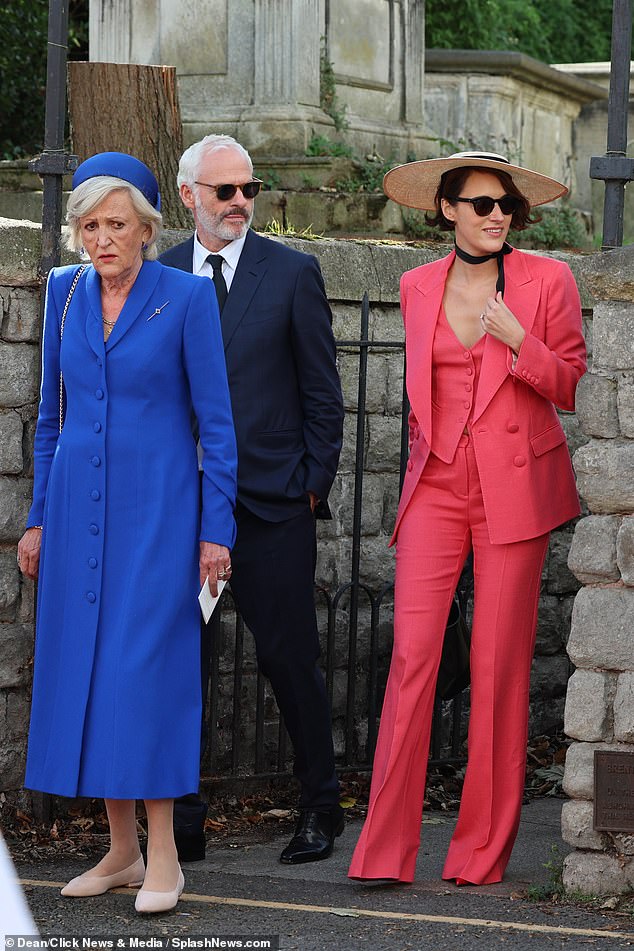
[472,249,542,422]
[405,255,452,446]
[221,229,268,351]
[83,266,105,359]
[104,260,163,353]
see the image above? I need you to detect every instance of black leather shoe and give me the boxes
[279,805,345,864]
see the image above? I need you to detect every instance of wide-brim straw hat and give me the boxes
[383,151,567,210]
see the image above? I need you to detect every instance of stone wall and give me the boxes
[0,218,44,806]
[0,216,592,802]
[424,50,606,215]
[553,62,634,245]
[561,245,634,897]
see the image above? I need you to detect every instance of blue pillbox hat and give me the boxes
[72,151,161,211]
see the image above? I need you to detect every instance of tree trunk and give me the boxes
[67,62,190,229]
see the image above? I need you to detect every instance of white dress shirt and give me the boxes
[193,232,247,292]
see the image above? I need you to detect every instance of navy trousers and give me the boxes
[227,502,339,808]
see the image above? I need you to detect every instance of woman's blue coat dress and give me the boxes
[25,261,237,800]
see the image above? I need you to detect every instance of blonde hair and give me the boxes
[65,176,163,260]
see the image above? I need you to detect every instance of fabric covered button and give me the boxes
[91,455,101,466]
[463,352,471,360]
[89,523,99,535]
[86,591,96,603]
[507,423,519,433]
[513,455,526,467]
[466,367,473,376]
[93,422,102,433]
[465,384,472,392]
[463,401,470,409]
[88,557,98,568]
[90,489,101,501]
[407,460,413,471]
[95,388,104,399]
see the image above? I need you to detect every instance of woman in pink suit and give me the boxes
[349,152,586,886]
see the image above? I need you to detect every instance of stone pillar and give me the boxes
[89,0,131,62]
[563,247,634,896]
[239,0,332,155]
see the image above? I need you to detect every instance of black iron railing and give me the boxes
[202,294,472,783]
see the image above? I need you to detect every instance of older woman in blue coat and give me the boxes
[17,153,237,914]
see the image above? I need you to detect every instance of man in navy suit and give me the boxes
[161,134,345,864]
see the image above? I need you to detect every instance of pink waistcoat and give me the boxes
[430,310,485,464]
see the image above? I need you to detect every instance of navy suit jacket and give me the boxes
[160,229,344,521]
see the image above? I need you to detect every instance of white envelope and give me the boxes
[198,577,226,624]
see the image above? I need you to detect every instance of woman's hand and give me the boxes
[200,541,232,597]
[480,291,526,355]
[17,528,42,580]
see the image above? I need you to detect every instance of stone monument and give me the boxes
[89,0,428,169]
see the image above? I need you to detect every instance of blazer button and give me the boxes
[93,422,102,433]
[95,388,104,400]
[86,591,96,603]
[88,557,98,568]
[89,523,99,535]
[507,423,519,433]
[91,455,101,467]
[90,489,101,501]
[513,455,527,467]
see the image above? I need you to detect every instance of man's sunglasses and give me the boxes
[194,179,262,201]
[449,194,521,217]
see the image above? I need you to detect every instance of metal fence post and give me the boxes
[589,0,634,250]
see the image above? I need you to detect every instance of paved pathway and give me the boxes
[11,799,634,950]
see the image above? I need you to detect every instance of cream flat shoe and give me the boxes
[135,867,184,914]
[61,856,145,897]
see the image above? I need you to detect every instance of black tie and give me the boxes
[206,254,228,313]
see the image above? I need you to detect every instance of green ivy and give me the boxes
[525,205,585,250]
[319,38,348,132]
[306,134,353,158]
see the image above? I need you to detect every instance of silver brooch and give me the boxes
[147,301,171,321]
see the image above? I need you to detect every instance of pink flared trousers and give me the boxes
[348,434,549,885]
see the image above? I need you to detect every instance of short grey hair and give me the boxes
[65,176,163,260]
[177,135,253,189]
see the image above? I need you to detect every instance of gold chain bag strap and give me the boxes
[58,265,88,433]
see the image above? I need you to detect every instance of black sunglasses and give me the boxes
[194,179,262,201]
[449,194,521,217]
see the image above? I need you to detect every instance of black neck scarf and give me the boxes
[454,241,512,295]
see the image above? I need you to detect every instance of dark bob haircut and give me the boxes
[425,166,541,232]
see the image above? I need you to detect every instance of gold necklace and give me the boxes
[102,316,116,338]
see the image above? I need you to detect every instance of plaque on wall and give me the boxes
[593,751,634,833]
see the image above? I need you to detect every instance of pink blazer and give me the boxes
[391,248,587,546]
